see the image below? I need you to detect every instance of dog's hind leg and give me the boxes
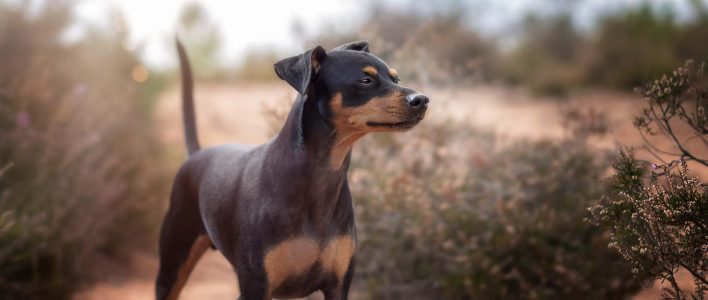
[156,182,210,300]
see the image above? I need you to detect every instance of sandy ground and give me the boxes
[152,83,642,147]
[73,83,702,300]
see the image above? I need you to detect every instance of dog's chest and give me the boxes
[264,235,354,293]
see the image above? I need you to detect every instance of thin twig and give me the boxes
[678,262,708,286]
[639,130,682,157]
[666,271,684,300]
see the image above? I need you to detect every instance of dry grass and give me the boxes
[0,3,172,298]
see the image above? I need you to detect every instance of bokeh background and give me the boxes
[1,0,706,299]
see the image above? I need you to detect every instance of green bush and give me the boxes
[0,2,169,298]
[586,4,682,89]
[591,61,707,299]
[591,152,706,299]
[348,120,640,299]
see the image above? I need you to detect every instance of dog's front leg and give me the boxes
[235,271,270,300]
[322,257,355,300]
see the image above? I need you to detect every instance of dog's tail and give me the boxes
[175,38,201,157]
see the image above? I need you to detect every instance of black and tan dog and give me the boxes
[156,40,428,300]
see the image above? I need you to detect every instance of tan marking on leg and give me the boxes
[388,68,398,78]
[320,235,355,281]
[264,238,319,292]
[362,66,378,77]
[166,235,212,300]
[328,91,408,169]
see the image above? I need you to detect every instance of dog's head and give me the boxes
[274,41,428,136]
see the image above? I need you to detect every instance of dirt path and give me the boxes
[74,83,700,299]
[74,250,239,300]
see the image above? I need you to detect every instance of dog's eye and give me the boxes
[358,77,373,86]
[393,77,401,84]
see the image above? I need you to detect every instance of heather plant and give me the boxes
[592,154,706,299]
[633,60,707,171]
[348,120,639,299]
[0,2,169,298]
[591,61,708,300]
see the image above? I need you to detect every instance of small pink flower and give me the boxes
[16,111,30,128]
[73,83,87,96]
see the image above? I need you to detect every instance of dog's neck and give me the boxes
[267,95,355,218]
[272,94,355,174]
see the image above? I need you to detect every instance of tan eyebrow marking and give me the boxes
[388,68,398,78]
[362,66,378,77]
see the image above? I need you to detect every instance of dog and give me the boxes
[156,39,429,300]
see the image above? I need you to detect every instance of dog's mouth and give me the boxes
[367,117,422,129]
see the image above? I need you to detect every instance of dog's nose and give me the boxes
[406,93,429,108]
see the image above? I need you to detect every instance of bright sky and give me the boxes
[70,0,366,69]
[67,0,701,69]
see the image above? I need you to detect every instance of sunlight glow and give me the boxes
[68,0,704,69]
[131,65,149,83]
[72,0,362,69]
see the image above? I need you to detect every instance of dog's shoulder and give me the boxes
[175,143,259,201]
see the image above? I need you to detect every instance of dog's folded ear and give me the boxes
[274,46,327,96]
[332,41,369,53]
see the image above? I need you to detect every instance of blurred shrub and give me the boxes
[586,4,682,89]
[391,16,498,86]
[232,49,281,82]
[501,14,586,96]
[498,3,708,94]
[676,4,708,70]
[0,2,169,298]
[508,2,708,92]
[348,120,640,299]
